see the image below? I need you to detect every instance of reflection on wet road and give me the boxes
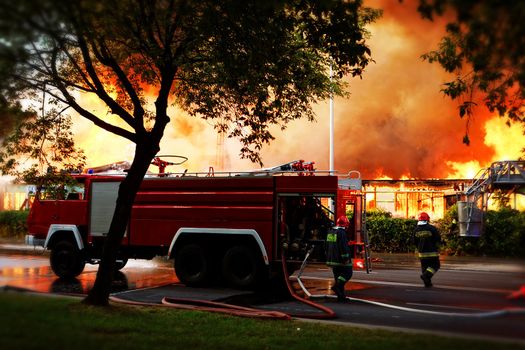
[0,253,178,294]
[1,250,525,342]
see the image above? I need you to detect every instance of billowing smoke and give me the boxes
[330,0,497,178]
[72,0,523,178]
[253,0,505,178]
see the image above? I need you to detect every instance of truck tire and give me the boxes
[174,244,211,286]
[114,258,128,271]
[221,245,262,289]
[50,240,85,279]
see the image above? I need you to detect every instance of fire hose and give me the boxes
[109,249,337,320]
[280,249,337,319]
[109,295,291,320]
[161,297,291,320]
[111,244,524,320]
[294,246,525,319]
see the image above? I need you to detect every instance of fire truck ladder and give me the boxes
[462,160,525,236]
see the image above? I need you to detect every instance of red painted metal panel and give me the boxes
[27,199,88,238]
[275,176,338,193]
[139,176,275,192]
[134,192,274,205]
[128,176,277,254]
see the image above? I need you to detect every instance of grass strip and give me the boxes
[0,292,523,350]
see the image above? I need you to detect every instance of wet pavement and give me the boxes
[106,265,525,343]
[372,252,525,273]
[1,242,525,343]
[0,245,178,294]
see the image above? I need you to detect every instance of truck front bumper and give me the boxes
[25,235,45,247]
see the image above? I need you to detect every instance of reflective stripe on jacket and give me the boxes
[413,222,441,259]
[325,226,352,266]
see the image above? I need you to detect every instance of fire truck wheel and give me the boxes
[114,258,128,271]
[50,241,85,279]
[174,244,211,286]
[221,245,262,289]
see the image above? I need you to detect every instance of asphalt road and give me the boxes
[1,245,524,344]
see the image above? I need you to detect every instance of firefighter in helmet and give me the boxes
[325,215,353,302]
[413,212,441,287]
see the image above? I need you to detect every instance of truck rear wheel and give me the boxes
[114,258,128,271]
[221,245,262,289]
[50,241,85,279]
[174,244,211,286]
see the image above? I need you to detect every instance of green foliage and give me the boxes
[436,205,525,257]
[435,204,462,255]
[0,210,28,239]
[0,0,382,166]
[25,170,81,200]
[0,112,86,179]
[174,1,382,163]
[367,205,525,257]
[418,0,525,145]
[481,208,525,257]
[0,98,33,140]
[366,209,416,253]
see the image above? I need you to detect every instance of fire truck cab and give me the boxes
[26,162,369,288]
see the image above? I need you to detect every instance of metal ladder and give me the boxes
[362,194,372,273]
[463,160,525,236]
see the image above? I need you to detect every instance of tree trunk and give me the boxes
[83,142,159,306]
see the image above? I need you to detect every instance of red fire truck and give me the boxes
[25,160,369,288]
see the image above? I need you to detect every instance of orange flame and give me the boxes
[70,0,524,181]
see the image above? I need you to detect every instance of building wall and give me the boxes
[365,189,447,219]
[362,179,524,219]
[363,179,470,219]
[0,177,29,211]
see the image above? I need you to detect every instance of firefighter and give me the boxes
[325,215,353,302]
[413,212,441,288]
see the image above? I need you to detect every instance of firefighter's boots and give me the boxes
[331,282,347,302]
[420,272,433,288]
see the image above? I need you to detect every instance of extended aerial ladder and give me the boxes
[461,160,525,236]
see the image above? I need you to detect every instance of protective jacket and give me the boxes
[325,226,351,266]
[413,222,441,258]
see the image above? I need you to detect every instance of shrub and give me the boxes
[481,208,525,257]
[435,204,471,255]
[366,209,416,253]
[0,210,29,239]
[367,205,525,257]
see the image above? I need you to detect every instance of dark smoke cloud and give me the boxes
[73,0,516,178]
[255,0,497,178]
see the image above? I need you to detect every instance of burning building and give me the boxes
[363,178,472,219]
[363,160,525,220]
[0,177,32,211]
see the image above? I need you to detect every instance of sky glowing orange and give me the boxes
[73,0,524,179]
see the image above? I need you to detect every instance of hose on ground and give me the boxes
[110,249,337,320]
[109,295,290,320]
[295,265,525,318]
[161,296,291,320]
[280,250,337,319]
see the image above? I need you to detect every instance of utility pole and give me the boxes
[329,64,334,175]
[329,63,335,215]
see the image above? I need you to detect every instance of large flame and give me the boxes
[71,0,524,181]
[446,117,525,179]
